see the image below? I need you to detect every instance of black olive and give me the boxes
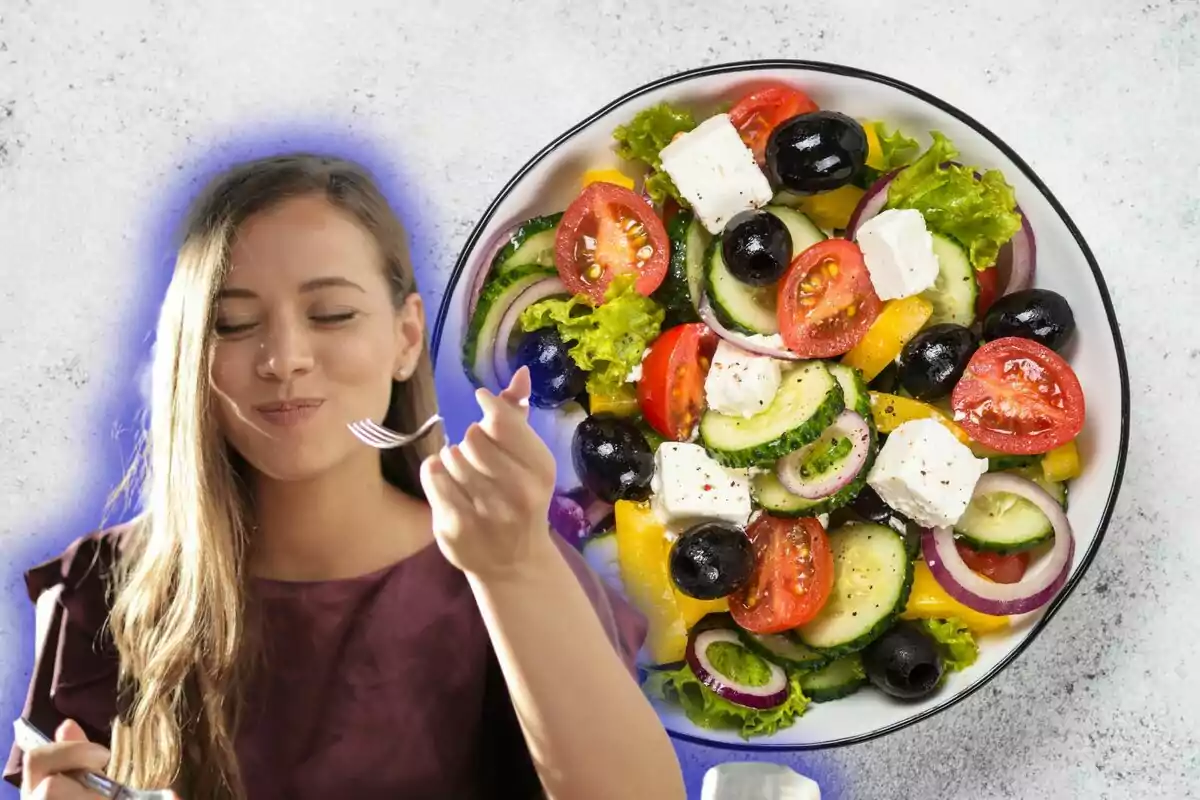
[571,415,654,503]
[849,485,900,526]
[898,324,979,401]
[721,210,792,286]
[868,361,901,394]
[862,621,944,700]
[982,288,1076,351]
[514,329,587,409]
[669,522,755,600]
[765,111,869,194]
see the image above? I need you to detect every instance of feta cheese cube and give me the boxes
[855,208,940,300]
[704,339,782,418]
[866,418,987,529]
[650,442,753,527]
[658,114,774,235]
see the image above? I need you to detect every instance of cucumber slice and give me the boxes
[653,211,709,326]
[737,630,829,671]
[795,523,913,656]
[462,264,558,387]
[920,234,978,327]
[492,214,562,273]
[700,361,845,468]
[705,206,826,336]
[828,363,873,419]
[955,467,1067,554]
[798,654,867,702]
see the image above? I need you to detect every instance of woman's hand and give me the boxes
[421,366,558,580]
[21,720,110,799]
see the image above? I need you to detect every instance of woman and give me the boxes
[5,154,686,800]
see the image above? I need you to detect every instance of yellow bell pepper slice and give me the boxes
[1042,439,1082,482]
[613,500,689,664]
[867,392,1001,459]
[796,185,866,231]
[842,296,934,382]
[582,168,635,191]
[862,121,886,171]
[901,561,1009,635]
[588,385,640,417]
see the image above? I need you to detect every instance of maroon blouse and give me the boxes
[3,526,648,799]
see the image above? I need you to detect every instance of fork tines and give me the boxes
[347,415,442,449]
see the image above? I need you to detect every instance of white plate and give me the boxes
[429,60,1129,750]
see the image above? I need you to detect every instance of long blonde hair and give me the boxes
[105,154,444,798]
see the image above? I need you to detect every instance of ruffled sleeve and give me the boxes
[3,529,126,788]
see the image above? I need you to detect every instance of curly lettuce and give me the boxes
[612,102,696,206]
[518,273,664,398]
[922,617,979,677]
[643,663,811,740]
[873,122,921,171]
[884,131,1023,270]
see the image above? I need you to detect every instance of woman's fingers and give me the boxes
[474,389,547,471]
[420,455,474,521]
[459,423,523,481]
[497,365,533,416]
[29,773,97,800]
[23,720,109,793]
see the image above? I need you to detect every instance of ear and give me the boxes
[392,292,426,381]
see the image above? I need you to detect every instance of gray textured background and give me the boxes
[1,1,1196,798]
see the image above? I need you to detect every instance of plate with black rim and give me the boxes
[430,60,1129,750]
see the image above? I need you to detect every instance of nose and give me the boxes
[256,317,315,381]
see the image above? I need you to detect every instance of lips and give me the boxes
[254,399,325,427]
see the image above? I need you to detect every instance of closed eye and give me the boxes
[312,311,359,325]
[215,321,256,336]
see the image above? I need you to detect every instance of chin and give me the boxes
[234,438,356,484]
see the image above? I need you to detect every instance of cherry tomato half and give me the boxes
[554,182,669,305]
[950,337,1086,455]
[728,84,820,165]
[955,541,1030,584]
[729,515,834,634]
[777,239,882,358]
[637,323,718,441]
[975,266,1000,320]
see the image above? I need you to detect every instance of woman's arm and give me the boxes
[466,533,685,800]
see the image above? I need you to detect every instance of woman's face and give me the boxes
[210,194,424,482]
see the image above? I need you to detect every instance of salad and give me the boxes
[461,82,1086,740]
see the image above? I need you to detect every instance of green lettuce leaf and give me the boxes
[874,122,920,170]
[884,131,1023,270]
[518,273,664,398]
[642,662,811,740]
[922,618,979,676]
[612,102,696,206]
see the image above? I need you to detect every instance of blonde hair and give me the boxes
[105,154,444,798]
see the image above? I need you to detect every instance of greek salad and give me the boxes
[461,83,1086,740]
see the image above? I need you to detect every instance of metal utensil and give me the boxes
[347,414,442,449]
[12,718,175,800]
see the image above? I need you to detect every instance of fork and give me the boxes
[347,414,443,449]
[12,718,176,799]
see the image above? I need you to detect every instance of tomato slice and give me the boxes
[950,337,1086,455]
[637,323,718,441]
[777,239,882,358]
[729,516,834,634]
[728,84,819,165]
[975,266,1000,319]
[554,182,669,305]
[955,541,1030,584]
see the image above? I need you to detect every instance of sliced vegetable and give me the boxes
[687,627,790,709]
[729,516,835,634]
[955,543,1030,584]
[638,323,719,441]
[652,210,708,326]
[728,84,819,165]
[1042,439,1082,482]
[900,560,1010,634]
[612,102,697,206]
[841,295,934,382]
[950,337,1086,455]
[588,385,640,417]
[792,184,865,231]
[582,168,635,191]
[923,473,1075,616]
[778,239,882,358]
[869,391,974,449]
[737,630,829,670]
[491,213,563,274]
[775,411,873,501]
[954,470,1066,554]
[798,654,868,702]
[463,264,559,389]
[700,360,844,468]
[554,182,670,304]
[795,523,913,655]
[696,298,801,361]
[495,276,571,388]
[920,234,978,327]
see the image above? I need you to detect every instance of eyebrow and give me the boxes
[217,276,367,299]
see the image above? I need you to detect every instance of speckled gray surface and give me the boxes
[0,1,1196,798]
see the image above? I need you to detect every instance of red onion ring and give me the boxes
[922,473,1074,616]
[492,276,568,388]
[776,411,872,500]
[549,491,589,546]
[697,295,801,361]
[466,220,524,322]
[845,169,900,239]
[685,628,789,709]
